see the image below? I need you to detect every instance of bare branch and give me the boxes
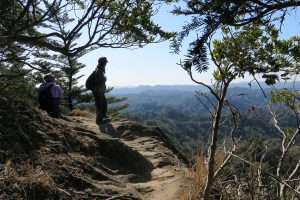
[288,159,300,181]
[229,152,300,197]
[195,91,213,116]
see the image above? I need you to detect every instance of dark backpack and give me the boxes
[85,71,96,90]
[38,84,54,112]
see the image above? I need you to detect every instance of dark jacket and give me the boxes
[92,67,106,93]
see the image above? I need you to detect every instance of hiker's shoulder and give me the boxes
[39,82,52,90]
[94,68,104,77]
[94,68,103,73]
[51,84,59,88]
[49,84,63,93]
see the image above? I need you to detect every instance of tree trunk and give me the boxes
[279,183,286,200]
[202,85,228,199]
[67,57,73,111]
[68,79,73,111]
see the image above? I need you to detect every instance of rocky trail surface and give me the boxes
[76,116,187,200]
[0,99,187,200]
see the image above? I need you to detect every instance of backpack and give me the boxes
[38,84,54,111]
[85,71,96,90]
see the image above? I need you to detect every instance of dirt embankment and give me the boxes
[0,97,187,199]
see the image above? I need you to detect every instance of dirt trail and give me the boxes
[0,96,187,200]
[77,116,187,200]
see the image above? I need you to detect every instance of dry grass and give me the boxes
[67,108,92,117]
[49,127,61,136]
[1,157,74,199]
[180,150,226,200]
[3,160,53,188]
[76,135,97,149]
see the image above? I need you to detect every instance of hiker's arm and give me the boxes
[51,85,64,98]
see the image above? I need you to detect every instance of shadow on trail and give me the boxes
[96,122,153,182]
[97,122,116,136]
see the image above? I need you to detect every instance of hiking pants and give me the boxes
[93,92,107,122]
[50,98,62,117]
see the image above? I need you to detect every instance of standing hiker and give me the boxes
[87,57,109,124]
[38,74,64,118]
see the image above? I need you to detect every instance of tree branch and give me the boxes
[229,152,300,197]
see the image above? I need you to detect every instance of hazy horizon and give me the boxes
[109,80,300,88]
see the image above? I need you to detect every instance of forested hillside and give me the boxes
[112,86,299,155]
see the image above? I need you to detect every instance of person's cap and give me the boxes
[98,57,108,64]
[44,74,55,82]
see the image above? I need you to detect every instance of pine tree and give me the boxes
[1,0,175,103]
[106,87,129,118]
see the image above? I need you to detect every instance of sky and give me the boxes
[77,2,300,87]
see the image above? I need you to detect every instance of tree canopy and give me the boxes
[173,0,300,84]
[173,0,300,40]
[1,0,174,56]
[173,1,300,198]
[0,0,176,109]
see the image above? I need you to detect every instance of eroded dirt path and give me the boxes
[75,116,187,200]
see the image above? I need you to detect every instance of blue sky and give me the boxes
[78,3,192,87]
[78,3,300,87]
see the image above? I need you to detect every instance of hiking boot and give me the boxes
[103,115,110,119]
[96,118,111,124]
[104,118,111,122]
[96,119,105,124]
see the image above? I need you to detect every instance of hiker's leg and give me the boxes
[53,98,62,117]
[93,92,103,122]
[48,98,61,118]
[102,94,108,118]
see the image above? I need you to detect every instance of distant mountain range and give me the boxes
[110,81,300,95]
[107,81,300,155]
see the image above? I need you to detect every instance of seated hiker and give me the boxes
[38,74,64,118]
